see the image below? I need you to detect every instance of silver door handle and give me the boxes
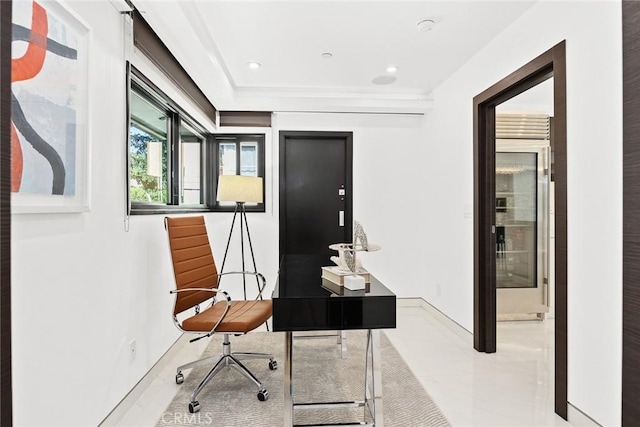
[339,211,344,227]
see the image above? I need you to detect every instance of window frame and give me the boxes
[127,66,267,215]
[128,66,210,215]
[211,134,266,213]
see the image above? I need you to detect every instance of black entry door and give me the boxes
[279,131,353,257]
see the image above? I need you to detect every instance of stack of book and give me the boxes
[321,266,370,293]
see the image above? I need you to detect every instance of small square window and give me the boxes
[213,134,265,212]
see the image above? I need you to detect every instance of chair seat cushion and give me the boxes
[181,299,272,333]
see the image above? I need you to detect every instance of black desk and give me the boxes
[272,254,397,426]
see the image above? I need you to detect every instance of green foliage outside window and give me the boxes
[129,127,168,203]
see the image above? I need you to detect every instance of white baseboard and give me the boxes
[397,297,473,344]
[396,297,424,308]
[99,334,192,426]
[568,403,602,427]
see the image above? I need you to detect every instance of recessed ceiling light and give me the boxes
[247,61,262,69]
[386,65,399,73]
[322,52,333,59]
[372,75,397,86]
[417,19,435,32]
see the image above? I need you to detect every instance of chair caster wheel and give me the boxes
[189,401,200,413]
[257,389,269,401]
[269,360,278,370]
[175,372,184,384]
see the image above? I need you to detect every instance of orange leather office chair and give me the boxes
[164,215,276,414]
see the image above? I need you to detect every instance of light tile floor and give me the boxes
[112,304,571,427]
[384,305,570,427]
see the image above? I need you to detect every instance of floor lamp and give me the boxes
[216,175,264,301]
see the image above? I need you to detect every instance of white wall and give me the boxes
[418,1,622,425]
[10,2,218,425]
[10,1,622,426]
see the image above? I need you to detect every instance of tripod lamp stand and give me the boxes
[216,175,263,300]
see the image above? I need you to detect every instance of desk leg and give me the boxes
[284,331,293,427]
[368,329,384,427]
[339,330,347,359]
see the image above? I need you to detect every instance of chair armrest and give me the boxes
[217,271,268,300]
[170,287,229,297]
[170,287,232,340]
[170,287,233,305]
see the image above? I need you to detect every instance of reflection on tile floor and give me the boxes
[114,304,570,426]
[385,305,569,427]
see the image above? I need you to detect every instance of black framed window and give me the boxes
[128,66,209,214]
[213,134,265,212]
[127,66,266,214]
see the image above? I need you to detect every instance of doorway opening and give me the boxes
[473,41,567,419]
[495,79,554,320]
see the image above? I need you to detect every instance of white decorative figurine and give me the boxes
[329,221,381,273]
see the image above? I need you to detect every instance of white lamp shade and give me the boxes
[216,175,263,203]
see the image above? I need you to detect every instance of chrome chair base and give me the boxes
[176,333,276,413]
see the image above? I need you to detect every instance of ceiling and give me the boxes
[132,0,537,114]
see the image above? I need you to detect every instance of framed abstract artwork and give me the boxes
[11,0,90,213]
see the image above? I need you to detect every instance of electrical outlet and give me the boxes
[129,339,137,362]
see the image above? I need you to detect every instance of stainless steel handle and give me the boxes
[339,211,344,227]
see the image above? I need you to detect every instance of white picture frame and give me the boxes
[11,0,90,214]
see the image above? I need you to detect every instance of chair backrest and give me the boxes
[165,216,219,316]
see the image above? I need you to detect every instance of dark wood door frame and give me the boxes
[623,2,640,425]
[278,131,353,258]
[473,41,567,419]
[1,0,12,424]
